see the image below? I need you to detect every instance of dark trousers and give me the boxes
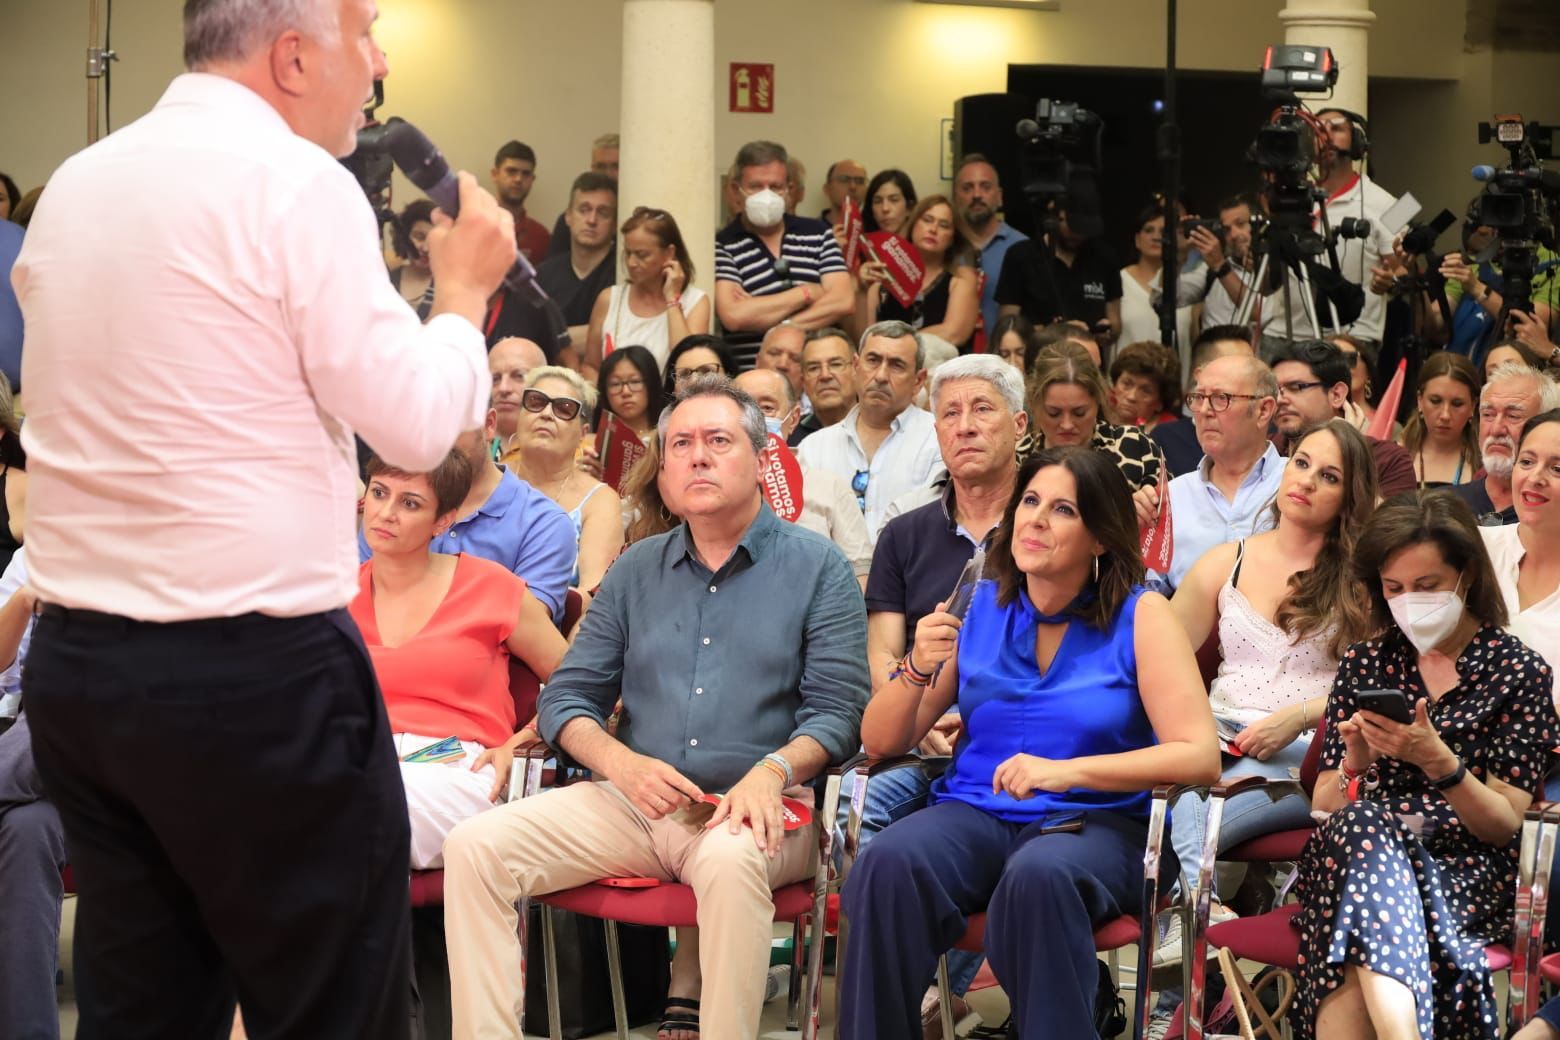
[0,713,65,1040]
[837,800,1151,1040]
[25,607,412,1040]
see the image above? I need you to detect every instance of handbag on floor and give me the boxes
[522,904,671,1040]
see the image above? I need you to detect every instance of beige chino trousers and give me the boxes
[443,779,816,1039]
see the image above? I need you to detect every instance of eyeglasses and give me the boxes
[851,469,869,511]
[803,358,852,378]
[1186,391,1264,413]
[674,363,723,384]
[833,174,867,187]
[1277,379,1327,398]
[521,388,583,421]
[772,257,794,290]
[607,377,645,393]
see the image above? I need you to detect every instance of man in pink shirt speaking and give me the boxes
[11,0,514,1035]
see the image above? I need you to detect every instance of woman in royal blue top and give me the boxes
[837,446,1219,1039]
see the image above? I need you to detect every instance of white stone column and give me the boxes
[619,0,716,297]
[1280,0,1376,116]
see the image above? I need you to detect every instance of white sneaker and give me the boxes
[1144,1012,1175,1040]
[1153,903,1237,968]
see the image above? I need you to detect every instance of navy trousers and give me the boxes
[25,607,411,1040]
[838,800,1151,1040]
[0,713,65,1040]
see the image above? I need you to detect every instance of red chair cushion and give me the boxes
[1223,828,1314,862]
[62,865,75,895]
[950,911,1141,953]
[1207,904,1302,968]
[538,880,816,928]
[1540,951,1560,985]
[410,869,445,906]
[1208,905,1512,972]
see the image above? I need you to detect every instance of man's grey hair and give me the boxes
[1215,354,1278,405]
[737,367,798,408]
[929,355,1025,415]
[1483,361,1560,410]
[859,320,925,371]
[592,133,620,151]
[183,0,338,69]
[656,374,769,455]
[734,141,789,178]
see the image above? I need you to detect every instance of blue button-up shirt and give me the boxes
[1162,443,1285,591]
[538,503,869,794]
[359,465,575,621]
[977,222,1028,336]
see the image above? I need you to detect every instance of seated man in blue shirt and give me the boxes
[0,549,65,1040]
[358,406,576,622]
[442,376,869,1039]
[1133,354,1284,591]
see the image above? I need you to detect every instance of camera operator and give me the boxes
[1182,194,1263,328]
[995,204,1123,341]
[1374,219,1560,360]
[1308,108,1399,350]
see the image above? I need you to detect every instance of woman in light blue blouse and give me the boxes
[837,446,1219,1039]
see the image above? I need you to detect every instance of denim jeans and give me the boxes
[1169,737,1312,895]
[835,761,985,996]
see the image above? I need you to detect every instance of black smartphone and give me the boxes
[1357,688,1414,725]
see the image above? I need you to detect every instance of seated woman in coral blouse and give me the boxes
[354,449,568,869]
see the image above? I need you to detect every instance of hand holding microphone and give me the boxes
[425,172,517,327]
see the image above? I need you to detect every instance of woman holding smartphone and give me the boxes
[1294,490,1557,1040]
[584,207,711,373]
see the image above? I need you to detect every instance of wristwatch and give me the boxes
[1213,260,1232,279]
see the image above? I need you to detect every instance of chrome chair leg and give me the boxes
[603,919,629,1040]
[937,955,956,1039]
[787,916,805,1030]
[541,904,562,1040]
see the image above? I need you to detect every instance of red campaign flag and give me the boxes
[759,432,804,522]
[1368,359,1407,442]
[1140,481,1174,575]
[840,196,866,272]
[595,412,648,496]
[863,231,925,309]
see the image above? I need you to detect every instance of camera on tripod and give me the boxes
[342,81,396,231]
[1014,99,1105,237]
[1466,114,1559,316]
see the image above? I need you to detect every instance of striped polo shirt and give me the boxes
[714,214,847,369]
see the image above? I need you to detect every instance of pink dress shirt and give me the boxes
[13,74,490,621]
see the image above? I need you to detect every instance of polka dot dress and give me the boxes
[1291,627,1557,1040]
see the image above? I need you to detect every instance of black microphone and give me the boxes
[379,119,549,306]
[372,118,571,351]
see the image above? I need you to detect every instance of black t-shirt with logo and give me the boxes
[993,237,1122,327]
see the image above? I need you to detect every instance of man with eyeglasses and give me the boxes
[714,140,855,370]
[1267,338,1416,497]
[819,159,867,229]
[1453,363,1560,525]
[796,321,942,541]
[1136,355,1285,591]
[790,327,860,447]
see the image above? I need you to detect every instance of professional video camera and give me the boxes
[1234,45,1364,337]
[1466,115,1559,318]
[342,81,395,231]
[1014,99,1105,238]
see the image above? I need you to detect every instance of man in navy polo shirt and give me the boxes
[851,354,1028,1026]
[714,140,855,370]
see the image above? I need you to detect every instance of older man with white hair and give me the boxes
[488,336,548,445]
[851,353,1028,1030]
[1453,362,1560,525]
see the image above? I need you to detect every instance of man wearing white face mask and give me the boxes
[715,140,856,370]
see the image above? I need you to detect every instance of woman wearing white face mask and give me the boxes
[1290,490,1557,1040]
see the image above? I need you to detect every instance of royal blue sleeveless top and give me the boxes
[930,580,1155,824]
